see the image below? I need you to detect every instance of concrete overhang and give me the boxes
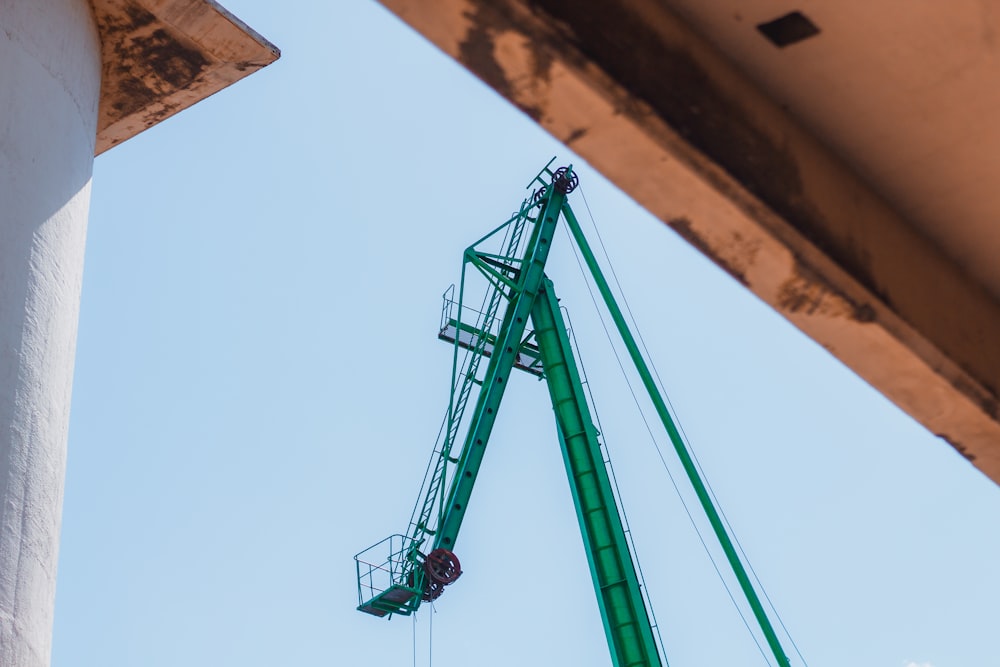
[89,0,279,155]
[378,0,1000,483]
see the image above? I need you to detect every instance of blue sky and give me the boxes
[53,2,1000,666]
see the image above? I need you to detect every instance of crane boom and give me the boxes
[430,168,569,554]
[559,201,791,667]
[353,161,576,618]
[531,276,661,667]
[354,161,791,667]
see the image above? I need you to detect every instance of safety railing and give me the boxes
[354,534,420,617]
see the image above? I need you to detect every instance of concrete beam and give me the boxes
[378,0,1000,482]
[89,0,279,154]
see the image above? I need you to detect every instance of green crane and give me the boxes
[354,161,792,667]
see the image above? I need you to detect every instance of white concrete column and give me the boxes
[0,0,101,664]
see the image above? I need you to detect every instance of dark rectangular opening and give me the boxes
[757,11,820,48]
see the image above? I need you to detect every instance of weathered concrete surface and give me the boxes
[89,0,280,154]
[377,0,1000,483]
[0,1,101,663]
[1,1,276,663]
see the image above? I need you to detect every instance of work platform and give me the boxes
[355,535,422,618]
[438,290,545,378]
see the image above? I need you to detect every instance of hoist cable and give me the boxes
[428,600,435,667]
[560,218,772,666]
[577,186,807,666]
[575,187,778,664]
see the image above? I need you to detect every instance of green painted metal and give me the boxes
[431,172,569,553]
[354,534,423,617]
[355,160,793,667]
[531,277,662,667]
[559,201,792,667]
[354,162,574,618]
[438,317,544,376]
[399,193,540,600]
[355,162,665,664]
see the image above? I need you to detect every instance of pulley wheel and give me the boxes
[407,568,445,602]
[422,579,445,601]
[532,185,547,206]
[552,167,579,194]
[424,548,462,585]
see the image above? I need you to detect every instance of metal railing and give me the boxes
[354,534,417,608]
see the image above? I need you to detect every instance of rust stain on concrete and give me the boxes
[565,126,588,145]
[531,0,881,289]
[778,261,878,323]
[668,217,749,287]
[459,6,515,102]
[97,2,208,118]
[458,3,554,122]
[89,0,280,154]
[952,374,1000,420]
[535,1,804,189]
[939,433,976,462]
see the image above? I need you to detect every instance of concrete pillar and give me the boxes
[0,0,101,663]
[0,0,276,661]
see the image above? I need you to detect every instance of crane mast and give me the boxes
[354,161,791,667]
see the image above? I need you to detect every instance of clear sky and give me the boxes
[53,2,1000,666]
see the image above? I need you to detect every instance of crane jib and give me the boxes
[353,162,792,667]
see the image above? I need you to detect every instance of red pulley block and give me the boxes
[424,548,462,585]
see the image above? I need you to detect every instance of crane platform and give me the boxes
[357,584,420,618]
[354,535,422,617]
[438,290,544,377]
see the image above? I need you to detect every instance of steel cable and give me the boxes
[576,184,808,666]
